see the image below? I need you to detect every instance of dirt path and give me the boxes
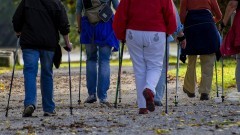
[0,67,239,135]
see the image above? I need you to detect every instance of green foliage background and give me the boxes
[174,0,230,34]
[10,0,229,48]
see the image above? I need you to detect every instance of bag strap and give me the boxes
[82,0,111,10]
[82,0,94,9]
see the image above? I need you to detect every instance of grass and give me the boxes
[0,66,23,74]
[59,59,133,68]
[168,56,237,95]
[0,57,237,92]
[0,59,133,71]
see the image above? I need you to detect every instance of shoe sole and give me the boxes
[44,113,57,117]
[200,98,209,101]
[183,88,195,98]
[139,111,148,114]
[139,112,148,114]
[100,102,112,107]
[200,95,209,100]
[154,101,163,106]
[84,99,97,103]
[22,106,34,117]
[143,90,155,112]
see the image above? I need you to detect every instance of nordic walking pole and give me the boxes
[165,35,168,114]
[220,32,225,102]
[174,42,180,106]
[66,49,73,115]
[215,59,219,97]
[78,43,83,104]
[221,57,224,102]
[5,37,20,117]
[118,45,122,103]
[114,41,125,108]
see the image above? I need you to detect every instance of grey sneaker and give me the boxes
[22,105,35,117]
[154,101,163,106]
[84,95,97,103]
[99,99,111,107]
[43,110,57,116]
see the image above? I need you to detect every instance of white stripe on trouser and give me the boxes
[126,29,166,108]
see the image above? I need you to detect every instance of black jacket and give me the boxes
[12,0,70,51]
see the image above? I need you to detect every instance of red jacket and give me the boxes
[113,0,177,40]
[220,10,240,56]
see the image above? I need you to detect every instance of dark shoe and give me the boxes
[154,101,163,106]
[143,88,155,112]
[22,105,35,117]
[139,108,148,114]
[44,110,57,116]
[183,88,195,98]
[84,95,97,103]
[200,93,209,100]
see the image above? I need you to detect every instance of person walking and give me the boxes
[219,0,240,92]
[12,0,72,117]
[113,0,177,114]
[154,4,186,106]
[76,0,119,104]
[180,0,222,100]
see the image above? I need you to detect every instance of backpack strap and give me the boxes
[82,0,93,9]
[82,0,111,10]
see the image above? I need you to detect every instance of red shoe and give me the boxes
[139,108,148,114]
[143,88,155,112]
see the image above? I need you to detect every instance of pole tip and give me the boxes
[221,96,225,102]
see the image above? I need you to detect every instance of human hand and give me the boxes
[180,39,186,49]
[15,32,21,38]
[64,42,72,52]
[177,35,186,49]
[219,21,226,32]
[77,27,81,34]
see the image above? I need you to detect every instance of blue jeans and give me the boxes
[22,49,55,112]
[155,44,169,102]
[85,44,112,101]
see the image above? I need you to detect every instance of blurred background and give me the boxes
[0,0,231,66]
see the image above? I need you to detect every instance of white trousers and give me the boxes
[126,29,166,108]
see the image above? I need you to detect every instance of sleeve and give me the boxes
[112,0,128,40]
[112,0,119,10]
[179,0,187,24]
[162,0,177,34]
[58,2,70,35]
[12,0,25,32]
[76,0,83,15]
[211,0,222,23]
[173,4,184,37]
